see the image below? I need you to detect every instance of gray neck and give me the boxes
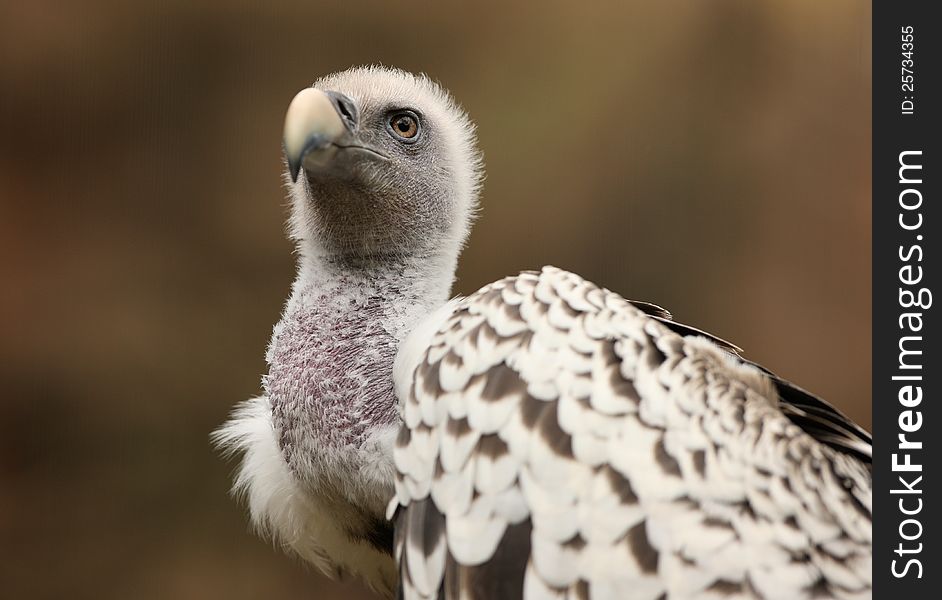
[265,250,454,471]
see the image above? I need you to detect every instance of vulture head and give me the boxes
[283,66,483,265]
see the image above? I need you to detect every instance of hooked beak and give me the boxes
[283,88,385,182]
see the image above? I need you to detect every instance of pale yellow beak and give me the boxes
[283,88,347,182]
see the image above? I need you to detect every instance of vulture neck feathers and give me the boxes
[266,252,454,470]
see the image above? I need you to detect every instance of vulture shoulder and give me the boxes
[390,266,871,600]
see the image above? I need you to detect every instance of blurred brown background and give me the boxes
[0,1,870,598]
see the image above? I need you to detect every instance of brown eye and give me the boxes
[388,112,420,141]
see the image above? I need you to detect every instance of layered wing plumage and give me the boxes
[390,267,871,600]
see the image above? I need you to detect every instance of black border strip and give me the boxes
[874,1,939,595]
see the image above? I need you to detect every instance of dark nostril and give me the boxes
[328,92,358,128]
[337,100,354,121]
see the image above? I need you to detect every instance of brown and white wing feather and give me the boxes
[391,267,872,600]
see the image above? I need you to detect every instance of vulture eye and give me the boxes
[387,111,420,142]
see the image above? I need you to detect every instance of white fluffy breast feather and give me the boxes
[213,396,399,597]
